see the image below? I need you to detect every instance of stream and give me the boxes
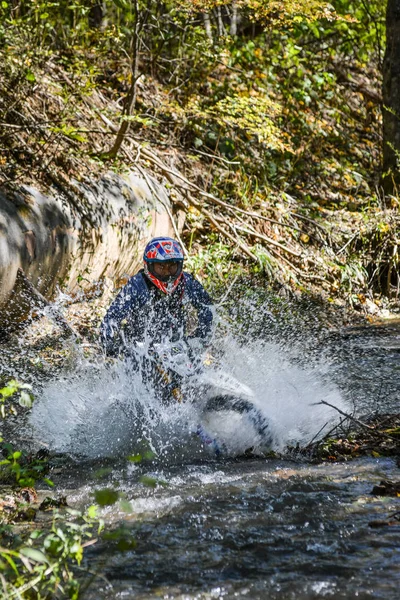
[9,315,400,598]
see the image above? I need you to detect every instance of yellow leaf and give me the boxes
[188,206,201,216]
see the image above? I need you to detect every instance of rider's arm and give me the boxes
[100,275,146,356]
[185,275,214,342]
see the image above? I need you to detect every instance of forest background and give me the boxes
[1,0,397,317]
[1,1,400,598]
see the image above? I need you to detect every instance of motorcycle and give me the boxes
[141,340,273,457]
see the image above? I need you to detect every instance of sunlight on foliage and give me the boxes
[188,93,291,151]
[176,0,338,23]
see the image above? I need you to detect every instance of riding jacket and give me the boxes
[100,270,214,357]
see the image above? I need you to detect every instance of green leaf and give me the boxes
[70,541,83,565]
[139,475,167,488]
[25,71,36,83]
[0,553,19,576]
[117,537,136,552]
[93,467,113,479]
[127,454,142,463]
[94,488,119,506]
[20,547,48,563]
[0,380,19,399]
[43,478,54,487]
[143,450,155,460]
[112,0,129,10]
[102,527,136,551]
[19,383,32,390]
[86,504,98,519]
[64,508,81,517]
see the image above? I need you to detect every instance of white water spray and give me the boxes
[29,332,347,460]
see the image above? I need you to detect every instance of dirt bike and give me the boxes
[145,341,273,457]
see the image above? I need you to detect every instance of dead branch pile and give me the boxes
[296,404,400,462]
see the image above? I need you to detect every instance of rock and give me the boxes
[0,171,176,330]
[371,480,400,496]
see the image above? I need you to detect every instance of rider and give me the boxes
[100,236,214,358]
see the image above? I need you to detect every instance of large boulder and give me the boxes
[0,171,175,329]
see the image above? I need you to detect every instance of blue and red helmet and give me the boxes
[143,237,184,294]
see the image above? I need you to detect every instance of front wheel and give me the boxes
[204,395,272,445]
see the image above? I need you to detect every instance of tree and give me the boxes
[105,0,144,159]
[382,0,400,194]
[104,0,337,159]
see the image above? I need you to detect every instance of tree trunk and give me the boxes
[216,7,227,38]
[106,0,141,159]
[230,1,238,37]
[203,13,213,43]
[88,1,107,30]
[382,0,400,195]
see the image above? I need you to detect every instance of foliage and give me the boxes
[185,238,242,285]
[0,380,33,415]
[0,376,107,599]
[176,0,337,23]
[0,506,103,599]
[0,380,52,488]
[0,443,51,489]
[187,93,289,153]
[0,0,396,304]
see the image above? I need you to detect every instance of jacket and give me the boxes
[100,270,214,356]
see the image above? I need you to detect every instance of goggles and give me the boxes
[148,260,183,283]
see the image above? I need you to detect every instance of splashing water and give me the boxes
[29,332,347,460]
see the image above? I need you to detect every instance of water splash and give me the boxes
[220,337,347,451]
[29,333,347,460]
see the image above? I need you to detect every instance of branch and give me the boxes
[315,400,399,441]
[229,221,301,257]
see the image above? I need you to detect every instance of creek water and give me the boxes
[26,318,400,599]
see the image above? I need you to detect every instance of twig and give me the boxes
[290,211,331,238]
[315,400,375,430]
[307,421,331,446]
[191,148,240,165]
[337,232,359,255]
[308,416,348,448]
[229,221,301,257]
[215,274,240,307]
[121,140,259,263]
[315,400,399,440]
[187,194,258,263]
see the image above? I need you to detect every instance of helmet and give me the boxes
[143,237,184,294]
